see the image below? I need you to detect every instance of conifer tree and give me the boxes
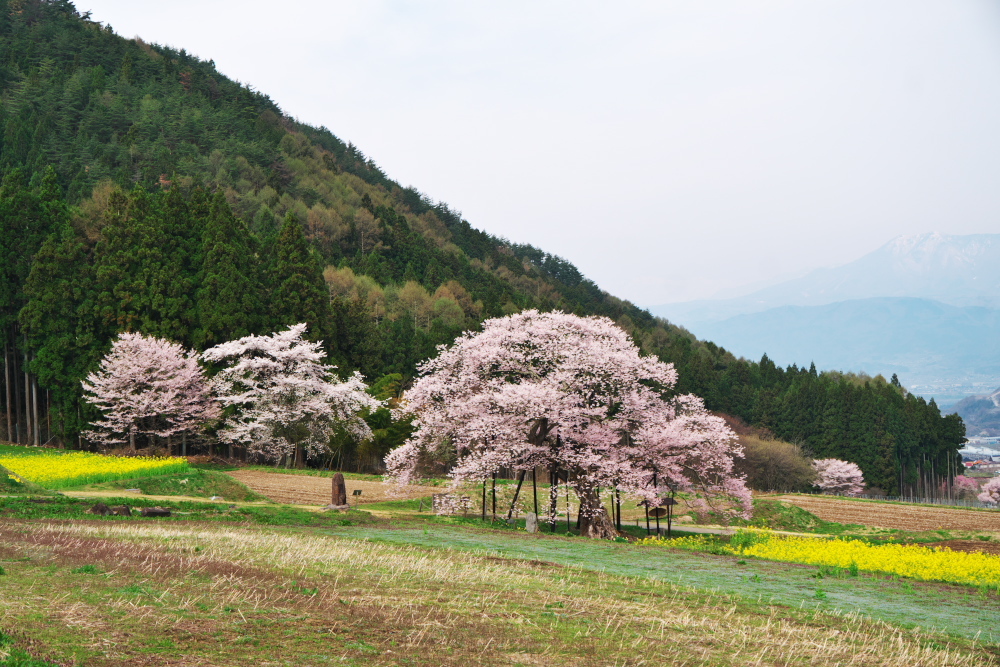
[20,222,97,439]
[269,213,330,342]
[195,194,262,348]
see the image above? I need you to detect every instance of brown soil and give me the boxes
[923,539,1000,555]
[771,494,1000,532]
[224,470,440,506]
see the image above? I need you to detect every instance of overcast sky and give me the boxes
[81,0,1000,306]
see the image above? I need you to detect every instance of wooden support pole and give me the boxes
[532,467,538,518]
[549,466,559,532]
[614,487,621,531]
[506,470,526,521]
[565,471,571,533]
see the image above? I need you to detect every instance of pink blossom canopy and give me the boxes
[812,458,865,496]
[386,310,751,519]
[82,332,217,447]
[202,323,380,462]
[979,477,1000,505]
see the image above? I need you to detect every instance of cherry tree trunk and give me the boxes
[574,483,618,539]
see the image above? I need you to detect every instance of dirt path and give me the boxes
[224,470,440,506]
[772,494,1000,532]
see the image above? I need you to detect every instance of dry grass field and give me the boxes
[1,519,996,667]
[224,470,440,506]
[771,494,1000,532]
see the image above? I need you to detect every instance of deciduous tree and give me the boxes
[386,310,751,538]
[82,332,217,451]
[812,458,865,496]
[202,323,380,466]
[978,477,1000,505]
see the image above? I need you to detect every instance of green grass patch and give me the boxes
[0,445,71,457]
[79,469,266,502]
[0,631,61,667]
[0,466,54,496]
[0,495,374,527]
[733,499,859,534]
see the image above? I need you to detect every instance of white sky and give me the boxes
[81,0,1000,305]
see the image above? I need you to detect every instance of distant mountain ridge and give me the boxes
[651,232,1000,325]
[954,387,1000,437]
[648,233,1000,404]
[692,297,1000,390]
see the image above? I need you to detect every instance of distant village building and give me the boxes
[964,459,1000,472]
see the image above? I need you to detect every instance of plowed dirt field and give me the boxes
[772,494,1000,532]
[225,470,440,506]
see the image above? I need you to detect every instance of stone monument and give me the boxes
[326,472,350,510]
[525,512,538,533]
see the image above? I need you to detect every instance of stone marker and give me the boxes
[324,473,350,510]
[89,502,111,516]
[140,507,171,517]
[525,512,538,533]
[109,505,132,516]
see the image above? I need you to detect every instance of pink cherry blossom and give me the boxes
[978,477,1000,505]
[82,332,217,450]
[385,310,752,538]
[202,323,380,464]
[812,458,865,496]
[951,475,980,498]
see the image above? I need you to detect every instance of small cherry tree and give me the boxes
[812,458,865,496]
[951,475,980,499]
[82,332,217,451]
[978,477,1000,505]
[385,310,751,538]
[202,323,380,466]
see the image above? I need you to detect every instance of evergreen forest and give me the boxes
[0,0,965,493]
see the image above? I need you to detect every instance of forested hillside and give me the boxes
[0,0,964,492]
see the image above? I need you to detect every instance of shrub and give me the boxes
[735,436,816,492]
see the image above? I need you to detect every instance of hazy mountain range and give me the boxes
[954,387,1000,437]
[649,233,1000,407]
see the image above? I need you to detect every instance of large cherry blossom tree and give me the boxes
[202,323,380,466]
[811,458,865,496]
[385,310,751,538]
[82,333,217,451]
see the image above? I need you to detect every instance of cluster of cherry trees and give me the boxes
[84,309,886,538]
[82,324,378,463]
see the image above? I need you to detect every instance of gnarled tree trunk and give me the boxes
[573,482,618,539]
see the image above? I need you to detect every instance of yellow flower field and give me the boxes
[641,529,1000,589]
[0,450,188,489]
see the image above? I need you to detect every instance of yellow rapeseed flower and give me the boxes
[0,451,188,489]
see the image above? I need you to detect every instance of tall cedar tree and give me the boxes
[195,193,263,348]
[269,214,330,344]
[20,221,98,439]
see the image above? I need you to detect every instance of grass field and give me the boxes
[1,516,997,666]
[81,469,266,503]
[2,463,1000,666]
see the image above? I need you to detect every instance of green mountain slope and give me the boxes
[0,0,964,492]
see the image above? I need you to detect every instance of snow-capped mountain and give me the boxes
[651,233,1000,325]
